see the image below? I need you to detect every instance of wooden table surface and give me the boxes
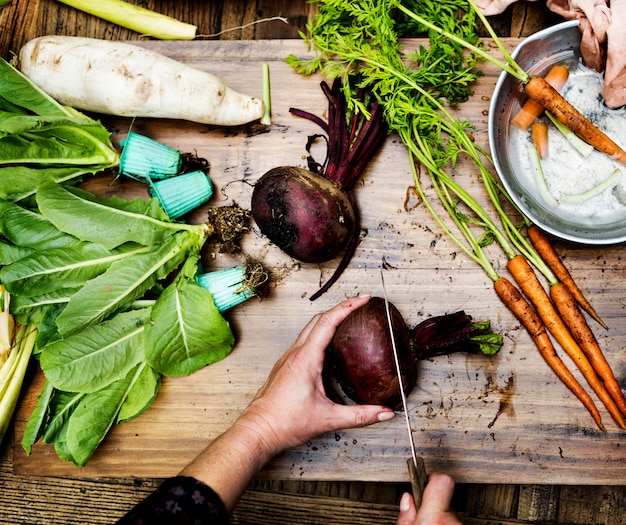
[1,1,626,523]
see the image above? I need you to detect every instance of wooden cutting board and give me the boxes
[11,39,626,485]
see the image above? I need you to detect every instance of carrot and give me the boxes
[527,225,607,329]
[507,254,625,429]
[494,277,605,431]
[511,64,569,130]
[550,283,626,419]
[524,76,626,165]
[531,122,549,158]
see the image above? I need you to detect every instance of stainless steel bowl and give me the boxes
[489,20,626,245]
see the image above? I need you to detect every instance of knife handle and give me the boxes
[407,456,428,510]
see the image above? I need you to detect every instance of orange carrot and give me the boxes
[524,76,626,165]
[531,122,549,158]
[511,64,569,130]
[550,283,626,419]
[494,277,605,431]
[507,254,625,429]
[527,225,607,329]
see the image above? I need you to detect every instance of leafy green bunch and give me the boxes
[0,58,119,202]
[0,185,234,465]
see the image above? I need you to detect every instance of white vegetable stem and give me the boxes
[560,168,623,204]
[529,143,558,207]
[57,0,197,40]
[0,324,37,445]
[18,36,265,126]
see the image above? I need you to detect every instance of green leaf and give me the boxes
[10,287,79,325]
[0,166,103,202]
[40,308,151,393]
[55,232,197,336]
[1,242,148,296]
[36,183,196,249]
[0,240,33,265]
[0,121,119,166]
[65,365,142,466]
[117,363,161,423]
[22,380,56,455]
[42,389,84,445]
[145,270,235,377]
[0,199,81,250]
[0,58,71,118]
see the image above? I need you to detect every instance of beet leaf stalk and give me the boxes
[291,79,389,191]
[411,311,503,359]
[294,78,387,300]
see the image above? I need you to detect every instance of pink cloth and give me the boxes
[475,0,626,108]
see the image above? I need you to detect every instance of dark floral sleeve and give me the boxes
[116,476,229,525]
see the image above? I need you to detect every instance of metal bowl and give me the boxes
[489,20,626,245]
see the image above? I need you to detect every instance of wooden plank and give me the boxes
[7,38,626,485]
[0,0,315,58]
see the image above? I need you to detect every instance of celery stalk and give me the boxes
[0,323,37,445]
[57,0,197,40]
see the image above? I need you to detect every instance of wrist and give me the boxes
[232,403,287,462]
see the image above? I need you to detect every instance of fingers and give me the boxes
[420,472,456,514]
[401,472,460,525]
[326,403,395,432]
[301,294,371,350]
[395,492,417,525]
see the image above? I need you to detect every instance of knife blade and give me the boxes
[381,271,428,509]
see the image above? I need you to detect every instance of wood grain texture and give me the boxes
[0,0,316,58]
[2,2,626,523]
[6,38,625,486]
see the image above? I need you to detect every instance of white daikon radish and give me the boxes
[18,36,265,126]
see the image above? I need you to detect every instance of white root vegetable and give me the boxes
[18,36,265,126]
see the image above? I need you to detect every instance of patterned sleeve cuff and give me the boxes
[116,475,229,524]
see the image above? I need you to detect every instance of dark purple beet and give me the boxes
[251,166,356,263]
[250,78,388,300]
[325,297,417,409]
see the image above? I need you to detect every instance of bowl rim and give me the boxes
[488,20,626,246]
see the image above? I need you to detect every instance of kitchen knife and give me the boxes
[381,271,428,509]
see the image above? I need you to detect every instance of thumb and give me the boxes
[327,403,395,430]
[396,492,417,525]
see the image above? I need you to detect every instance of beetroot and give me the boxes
[251,166,356,263]
[251,78,388,300]
[325,297,416,408]
[324,297,503,408]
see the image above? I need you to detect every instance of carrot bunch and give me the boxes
[407,132,625,430]
[392,1,626,431]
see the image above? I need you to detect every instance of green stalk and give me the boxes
[260,63,272,126]
[57,0,197,40]
[0,323,37,445]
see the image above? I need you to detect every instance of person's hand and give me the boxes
[396,473,461,525]
[235,294,396,458]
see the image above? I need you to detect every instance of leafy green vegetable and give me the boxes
[3,181,242,465]
[0,198,81,250]
[1,242,147,296]
[117,362,161,423]
[35,183,194,250]
[65,367,141,466]
[40,308,150,393]
[0,58,119,201]
[54,232,199,336]
[145,258,235,376]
